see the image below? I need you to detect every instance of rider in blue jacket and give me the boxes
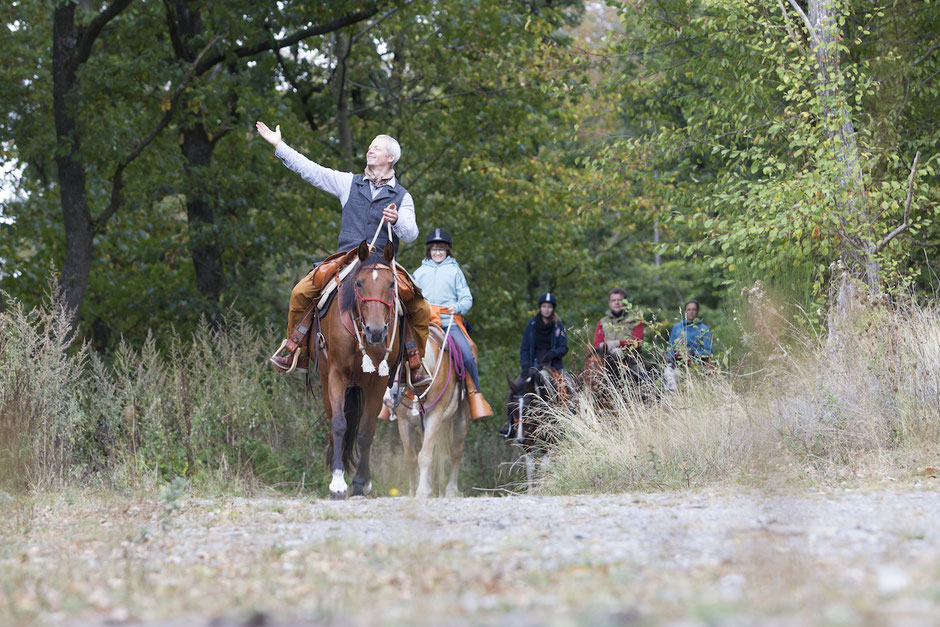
[412,228,492,420]
[668,299,713,363]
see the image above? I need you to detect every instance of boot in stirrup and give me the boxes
[406,341,431,387]
[270,342,308,374]
[464,372,493,420]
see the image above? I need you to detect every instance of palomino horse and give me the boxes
[393,322,469,498]
[312,240,402,499]
[505,367,571,490]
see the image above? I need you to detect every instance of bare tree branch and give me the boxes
[913,44,939,66]
[786,0,815,36]
[873,151,921,254]
[776,0,807,56]
[350,4,404,45]
[161,0,187,60]
[194,6,384,76]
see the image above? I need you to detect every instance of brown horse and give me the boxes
[580,343,660,407]
[393,323,469,498]
[312,240,402,499]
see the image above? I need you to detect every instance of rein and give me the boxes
[399,331,465,414]
[349,217,401,376]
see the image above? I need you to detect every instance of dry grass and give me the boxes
[538,285,940,494]
[0,282,87,491]
[0,285,318,494]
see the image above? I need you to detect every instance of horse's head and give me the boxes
[506,369,542,444]
[342,240,397,346]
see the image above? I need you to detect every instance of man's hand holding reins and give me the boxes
[255,121,281,148]
[382,203,399,225]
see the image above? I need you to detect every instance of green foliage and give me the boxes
[583,0,939,301]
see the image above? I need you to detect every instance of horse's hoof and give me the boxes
[351,481,372,497]
[329,470,347,499]
[445,489,462,498]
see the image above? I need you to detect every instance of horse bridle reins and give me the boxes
[349,217,402,376]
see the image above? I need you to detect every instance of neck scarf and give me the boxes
[364,166,395,187]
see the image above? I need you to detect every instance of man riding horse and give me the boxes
[255,122,430,384]
[593,288,644,358]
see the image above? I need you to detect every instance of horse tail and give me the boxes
[342,385,363,472]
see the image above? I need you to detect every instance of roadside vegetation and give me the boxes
[539,277,940,493]
[3,274,938,497]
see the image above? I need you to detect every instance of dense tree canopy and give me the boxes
[2,0,937,387]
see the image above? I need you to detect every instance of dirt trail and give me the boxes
[3,487,939,626]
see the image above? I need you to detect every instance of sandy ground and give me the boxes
[2,486,939,626]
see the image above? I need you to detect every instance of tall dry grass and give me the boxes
[538,282,940,493]
[0,287,320,493]
[0,285,87,490]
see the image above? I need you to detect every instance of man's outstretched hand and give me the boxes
[256,121,281,148]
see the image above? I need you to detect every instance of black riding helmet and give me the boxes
[538,292,557,308]
[426,228,453,247]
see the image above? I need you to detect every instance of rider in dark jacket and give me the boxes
[501,293,569,438]
[519,292,569,374]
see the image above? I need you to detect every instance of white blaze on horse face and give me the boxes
[329,469,346,494]
[372,269,378,281]
[515,397,525,443]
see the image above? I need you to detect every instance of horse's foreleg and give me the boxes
[351,396,380,497]
[416,409,444,499]
[445,402,469,498]
[327,376,349,500]
[524,451,536,492]
[396,414,420,496]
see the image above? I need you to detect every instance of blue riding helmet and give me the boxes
[426,228,453,247]
[538,292,557,308]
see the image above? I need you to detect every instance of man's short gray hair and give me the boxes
[375,134,401,165]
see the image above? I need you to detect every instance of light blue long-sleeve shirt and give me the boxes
[412,256,472,326]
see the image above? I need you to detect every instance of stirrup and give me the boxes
[270,339,301,374]
[408,362,432,388]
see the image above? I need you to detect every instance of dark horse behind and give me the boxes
[505,367,572,490]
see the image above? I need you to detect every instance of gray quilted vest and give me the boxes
[336,174,408,253]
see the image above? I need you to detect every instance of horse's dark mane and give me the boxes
[339,250,393,313]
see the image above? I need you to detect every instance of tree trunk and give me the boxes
[172,0,225,307]
[180,123,225,304]
[806,0,879,288]
[53,4,94,326]
[332,31,354,165]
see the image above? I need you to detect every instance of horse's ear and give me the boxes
[357,240,370,261]
[382,240,395,264]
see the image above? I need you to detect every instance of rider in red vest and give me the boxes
[593,288,644,359]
